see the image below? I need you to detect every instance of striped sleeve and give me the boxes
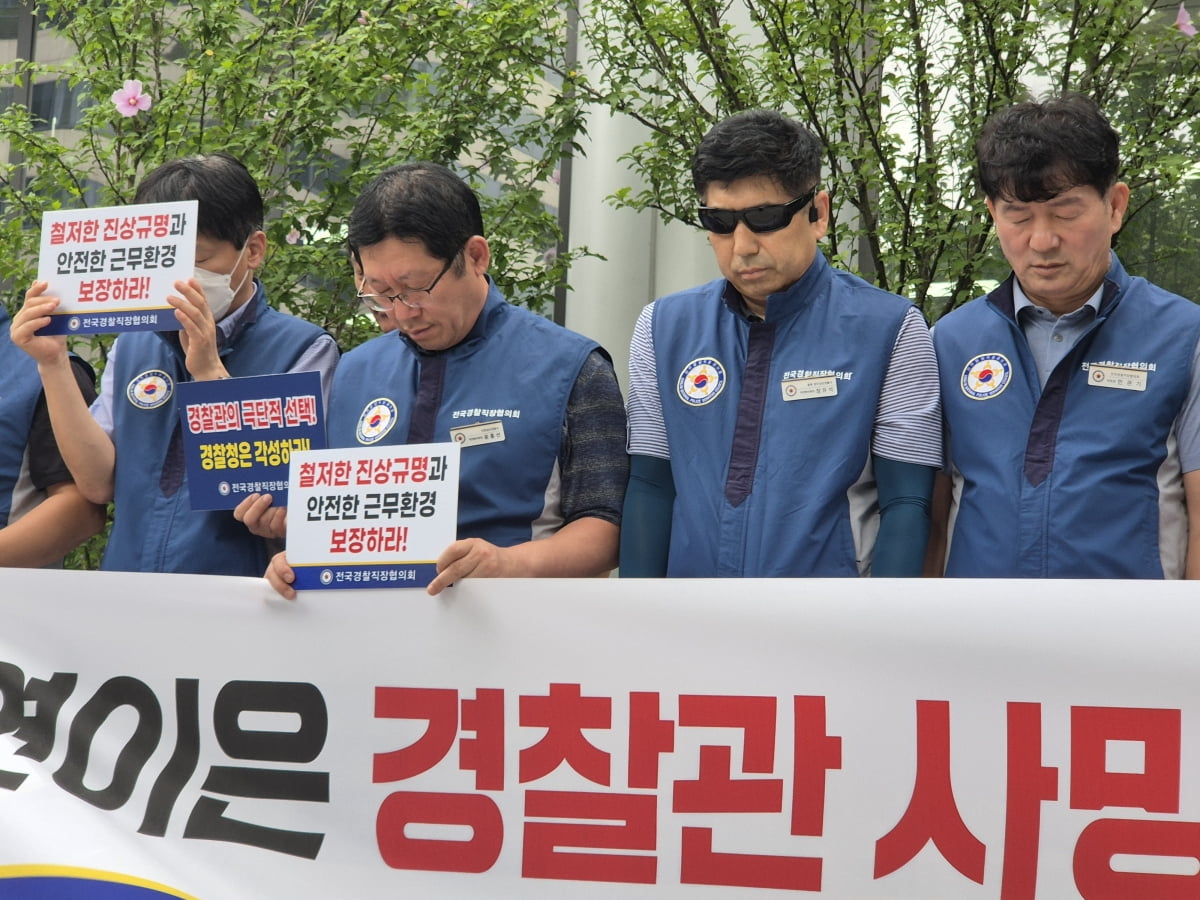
[872,305,944,467]
[626,302,672,460]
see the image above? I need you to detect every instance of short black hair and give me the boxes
[348,162,482,269]
[691,109,822,200]
[134,152,263,247]
[976,93,1119,203]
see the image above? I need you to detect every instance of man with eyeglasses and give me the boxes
[620,109,942,578]
[250,161,629,597]
[349,257,399,333]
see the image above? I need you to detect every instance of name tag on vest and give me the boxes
[450,419,507,446]
[1087,365,1148,392]
[781,375,838,401]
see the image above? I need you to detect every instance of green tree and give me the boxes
[0,0,583,569]
[5,0,1200,569]
[570,0,1200,318]
[0,0,583,334]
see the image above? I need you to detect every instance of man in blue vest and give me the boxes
[620,109,943,577]
[11,153,339,576]
[0,305,104,566]
[927,93,1200,578]
[253,162,629,596]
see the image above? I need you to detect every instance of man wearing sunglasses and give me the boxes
[250,162,630,597]
[620,109,942,578]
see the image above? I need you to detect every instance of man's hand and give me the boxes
[264,551,298,600]
[11,283,70,367]
[171,277,228,381]
[426,538,515,596]
[234,492,287,540]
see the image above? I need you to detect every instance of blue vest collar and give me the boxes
[399,277,505,360]
[989,250,1127,322]
[149,281,267,361]
[721,250,831,324]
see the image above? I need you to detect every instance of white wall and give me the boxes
[561,109,719,396]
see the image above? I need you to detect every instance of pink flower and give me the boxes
[1177,2,1197,36]
[111,79,152,117]
[357,9,368,24]
[286,228,302,245]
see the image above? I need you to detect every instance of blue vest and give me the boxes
[653,252,912,576]
[934,254,1200,578]
[104,287,330,575]
[327,285,596,547]
[0,308,44,527]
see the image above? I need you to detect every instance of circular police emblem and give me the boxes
[127,369,174,409]
[677,357,726,406]
[218,482,231,496]
[67,317,82,332]
[320,569,333,586]
[357,397,398,444]
[961,353,1012,400]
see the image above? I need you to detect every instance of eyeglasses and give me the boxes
[697,187,818,235]
[356,252,458,312]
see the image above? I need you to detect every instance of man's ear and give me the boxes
[811,190,831,240]
[463,234,491,275]
[245,230,268,270]
[1107,182,1131,234]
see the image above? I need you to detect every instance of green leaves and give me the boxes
[0,0,580,339]
[5,0,1198,329]
[576,0,1200,317]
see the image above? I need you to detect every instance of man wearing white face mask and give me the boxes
[11,153,340,576]
[192,243,248,323]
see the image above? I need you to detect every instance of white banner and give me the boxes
[2,569,1199,899]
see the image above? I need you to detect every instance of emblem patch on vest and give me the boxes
[961,353,1012,400]
[357,398,398,444]
[677,357,726,406]
[126,369,174,409]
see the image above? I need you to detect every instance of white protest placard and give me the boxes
[36,199,197,334]
[285,442,460,590]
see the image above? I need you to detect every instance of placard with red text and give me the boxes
[35,199,197,334]
[5,572,1200,898]
[177,371,325,509]
[285,443,459,589]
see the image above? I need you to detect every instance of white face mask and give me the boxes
[194,244,250,321]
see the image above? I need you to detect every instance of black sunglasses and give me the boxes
[698,187,818,235]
